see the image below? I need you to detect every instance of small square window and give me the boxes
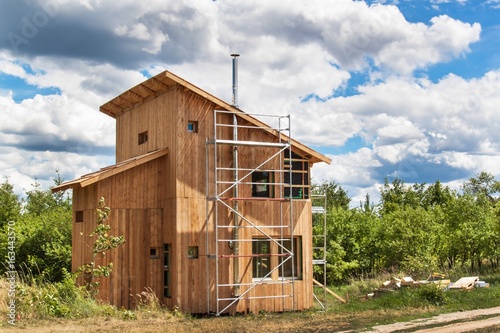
[187,121,198,133]
[252,172,273,198]
[75,211,84,223]
[150,248,159,259]
[188,246,199,259]
[138,131,148,145]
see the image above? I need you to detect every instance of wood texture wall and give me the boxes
[72,84,315,314]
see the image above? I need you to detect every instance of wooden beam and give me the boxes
[313,278,346,303]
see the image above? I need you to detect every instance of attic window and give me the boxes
[187,121,198,133]
[138,131,148,145]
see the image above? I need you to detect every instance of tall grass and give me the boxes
[1,269,498,331]
[1,269,111,323]
[0,270,184,326]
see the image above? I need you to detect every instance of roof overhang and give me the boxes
[100,71,331,165]
[52,148,168,193]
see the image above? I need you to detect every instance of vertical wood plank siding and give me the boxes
[71,84,315,313]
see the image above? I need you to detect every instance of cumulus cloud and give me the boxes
[0,0,496,205]
[0,0,481,72]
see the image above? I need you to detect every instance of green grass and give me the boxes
[1,272,499,332]
[313,272,500,329]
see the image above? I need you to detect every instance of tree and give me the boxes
[51,170,72,209]
[15,204,72,281]
[23,181,58,216]
[378,206,441,276]
[462,172,500,204]
[359,193,376,215]
[0,178,21,227]
[78,198,125,297]
[422,180,454,209]
[0,176,72,282]
[379,178,426,215]
[312,180,350,210]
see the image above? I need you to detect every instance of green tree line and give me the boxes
[0,175,72,282]
[1,172,499,285]
[313,172,500,284]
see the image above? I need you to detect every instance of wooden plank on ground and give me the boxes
[449,276,479,290]
[313,278,346,303]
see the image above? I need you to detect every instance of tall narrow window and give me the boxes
[138,131,148,145]
[278,237,302,279]
[252,172,273,198]
[284,151,309,199]
[163,243,172,297]
[252,240,271,279]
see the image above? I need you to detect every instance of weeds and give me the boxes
[2,269,105,322]
[1,271,498,332]
[1,270,185,327]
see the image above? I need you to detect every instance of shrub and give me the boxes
[9,270,104,320]
[416,283,446,306]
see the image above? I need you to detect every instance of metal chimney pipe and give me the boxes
[230,53,240,296]
[231,54,239,107]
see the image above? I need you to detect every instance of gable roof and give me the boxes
[52,148,168,192]
[100,70,331,165]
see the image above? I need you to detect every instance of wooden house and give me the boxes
[52,70,331,315]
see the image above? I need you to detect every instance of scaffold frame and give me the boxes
[206,109,296,315]
[311,193,327,310]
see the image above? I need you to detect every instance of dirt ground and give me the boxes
[365,306,500,333]
[3,306,500,332]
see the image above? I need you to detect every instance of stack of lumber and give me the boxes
[448,276,490,290]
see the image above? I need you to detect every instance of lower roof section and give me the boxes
[52,148,169,193]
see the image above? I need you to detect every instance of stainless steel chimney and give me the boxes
[231,53,239,107]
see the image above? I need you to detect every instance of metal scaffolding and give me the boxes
[312,193,327,310]
[206,109,295,315]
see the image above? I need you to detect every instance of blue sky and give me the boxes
[0,0,499,205]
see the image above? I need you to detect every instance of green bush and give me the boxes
[416,283,446,306]
[14,270,104,320]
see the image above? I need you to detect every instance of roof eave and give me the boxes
[51,148,169,193]
[99,70,331,165]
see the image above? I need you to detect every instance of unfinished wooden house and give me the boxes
[53,69,331,315]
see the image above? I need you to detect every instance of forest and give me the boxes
[0,171,499,285]
[312,171,500,284]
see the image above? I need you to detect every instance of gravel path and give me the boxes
[365,306,500,333]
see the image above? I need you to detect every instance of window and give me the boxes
[252,172,273,198]
[188,246,199,259]
[252,237,303,280]
[75,211,84,223]
[163,243,171,297]
[187,121,198,133]
[150,248,159,259]
[284,151,309,199]
[252,240,271,278]
[138,131,148,145]
[278,238,302,279]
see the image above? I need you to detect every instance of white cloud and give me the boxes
[375,15,480,73]
[0,0,496,205]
